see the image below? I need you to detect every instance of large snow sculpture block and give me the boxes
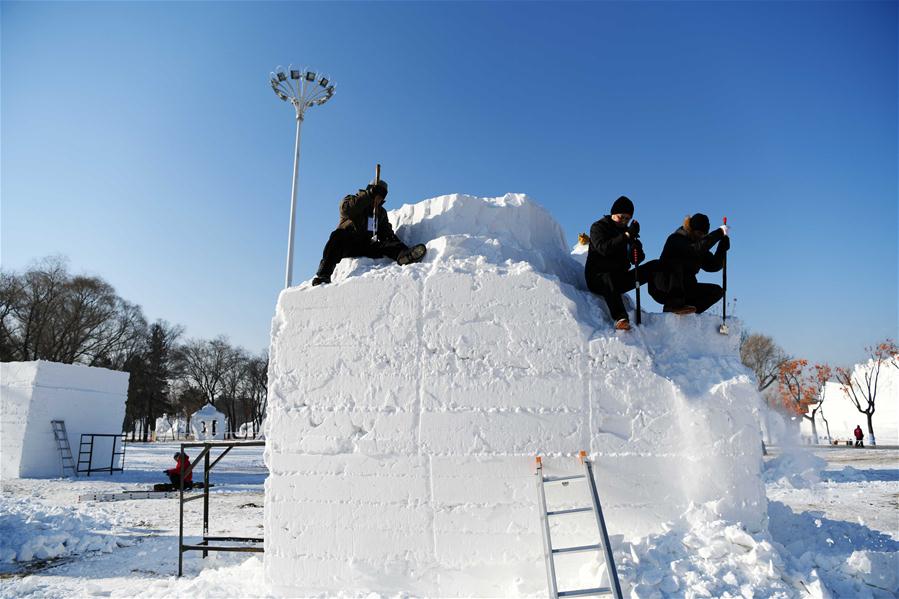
[1,361,129,479]
[265,194,766,597]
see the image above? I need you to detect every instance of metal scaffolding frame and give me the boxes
[78,433,126,476]
[177,440,266,576]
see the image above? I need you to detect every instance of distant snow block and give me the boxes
[0,361,128,479]
[189,403,227,441]
[265,194,766,596]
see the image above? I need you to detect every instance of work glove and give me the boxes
[627,220,640,239]
[720,224,729,236]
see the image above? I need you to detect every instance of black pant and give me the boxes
[167,472,192,488]
[649,263,723,314]
[316,229,409,278]
[586,260,657,322]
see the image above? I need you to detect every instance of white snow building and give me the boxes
[265,194,766,597]
[154,414,188,441]
[800,358,898,445]
[1,361,129,479]
[190,403,226,441]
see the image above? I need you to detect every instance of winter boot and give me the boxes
[398,244,427,266]
[615,319,631,331]
[312,275,331,287]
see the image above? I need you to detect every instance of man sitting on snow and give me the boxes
[311,178,427,286]
[649,213,729,315]
[584,196,655,331]
[164,451,193,489]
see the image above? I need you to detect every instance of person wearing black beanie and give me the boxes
[648,213,730,314]
[584,196,657,331]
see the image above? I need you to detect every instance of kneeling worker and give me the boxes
[312,178,427,286]
[164,451,193,489]
[584,196,655,331]
[649,213,729,314]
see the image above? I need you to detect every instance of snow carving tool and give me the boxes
[534,451,624,599]
[371,163,381,243]
[633,240,642,326]
[719,216,728,335]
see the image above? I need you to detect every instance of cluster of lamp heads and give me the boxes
[270,65,335,107]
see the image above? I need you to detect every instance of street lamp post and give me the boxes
[270,65,335,288]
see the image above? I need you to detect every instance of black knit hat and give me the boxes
[689,213,710,233]
[610,196,634,216]
[368,178,388,197]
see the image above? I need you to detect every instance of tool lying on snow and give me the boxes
[78,483,213,503]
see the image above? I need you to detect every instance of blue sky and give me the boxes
[2,1,896,367]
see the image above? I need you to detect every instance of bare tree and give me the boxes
[0,256,147,366]
[217,346,248,438]
[740,333,788,393]
[178,336,240,407]
[1,256,71,361]
[835,339,898,446]
[243,350,268,437]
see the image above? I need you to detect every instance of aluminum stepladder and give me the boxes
[535,451,623,599]
[50,420,78,477]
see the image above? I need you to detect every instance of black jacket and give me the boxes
[585,216,643,278]
[337,189,399,242]
[658,227,726,280]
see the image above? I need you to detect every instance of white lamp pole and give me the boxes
[270,65,335,288]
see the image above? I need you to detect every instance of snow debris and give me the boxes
[0,494,126,566]
[764,448,828,489]
[612,500,899,599]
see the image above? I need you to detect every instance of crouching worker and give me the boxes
[164,451,193,489]
[311,178,427,286]
[649,213,729,315]
[585,196,657,331]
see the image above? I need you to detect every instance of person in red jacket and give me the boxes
[854,425,865,447]
[165,451,193,488]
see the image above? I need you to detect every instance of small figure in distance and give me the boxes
[854,424,864,447]
[164,451,193,489]
[311,178,427,286]
[584,196,657,331]
[649,213,730,316]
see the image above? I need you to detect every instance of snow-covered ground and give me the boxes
[1,442,896,598]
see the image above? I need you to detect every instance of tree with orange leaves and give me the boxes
[777,359,832,444]
[834,339,898,447]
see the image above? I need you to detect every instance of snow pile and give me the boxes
[768,501,899,597]
[265,193,766,596]
[107,556,269,598]
[614,500,899,599]
[764,448,828,489]
[1,361,128,479]
[0,495,123,565]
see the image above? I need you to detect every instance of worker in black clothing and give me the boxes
[584,196,656,331]
[649,213,729,314]
[311,178,427,286]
